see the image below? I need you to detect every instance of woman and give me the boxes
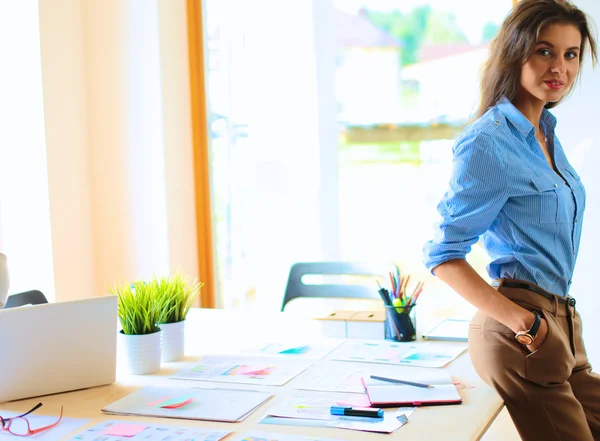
[422,1,598,440]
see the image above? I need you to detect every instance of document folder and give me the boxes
[361,370,462,407]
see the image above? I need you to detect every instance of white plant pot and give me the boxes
[120,330,162,375]
[160,320,185,362]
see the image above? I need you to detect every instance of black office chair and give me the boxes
[4,290,48,308]
[281,261,398,311]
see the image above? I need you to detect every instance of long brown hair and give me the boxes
[477,0,598,118]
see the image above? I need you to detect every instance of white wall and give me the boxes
[553,0,600,366]
[0,1,56,299]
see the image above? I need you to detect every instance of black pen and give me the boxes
[370,375,434,389]
[330,406,384,418]
[376,281,392,306]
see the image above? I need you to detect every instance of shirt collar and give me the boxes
[496,97,557,137]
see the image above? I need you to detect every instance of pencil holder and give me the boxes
[384,305,416,342]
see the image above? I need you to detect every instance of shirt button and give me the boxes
[554,183,559,188]
[494,121,500,125]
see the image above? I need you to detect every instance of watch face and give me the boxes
[516,334,534,345]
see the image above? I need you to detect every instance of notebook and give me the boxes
[361,370,462,407]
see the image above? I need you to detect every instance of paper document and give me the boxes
[240,339,343,360]
[263,395,413,434]
[289,360,446,394]
[330,340,467,368]
[171,355,313,386]
[233,431,344,441]
[0,413,89,441]
[362,370,462,406]
[287,363,368,394]
[423,319,470,341]
[68,420,231,441]
[101,386,272,423]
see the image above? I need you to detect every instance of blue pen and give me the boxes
[330,406,384,418]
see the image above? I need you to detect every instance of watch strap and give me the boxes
[528,311,542,339]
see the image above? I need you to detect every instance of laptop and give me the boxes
[0,296,118,402]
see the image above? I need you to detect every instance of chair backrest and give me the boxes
[281,261,398,311]
[4,290,48,309]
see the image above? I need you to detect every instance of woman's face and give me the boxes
[519,23,582,104]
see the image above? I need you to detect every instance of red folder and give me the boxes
[361,376,462,407]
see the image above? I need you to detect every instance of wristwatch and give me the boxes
[515,311,542,345]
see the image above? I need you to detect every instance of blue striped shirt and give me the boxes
[422,98,585,297]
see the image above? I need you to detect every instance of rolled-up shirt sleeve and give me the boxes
[423,131,509,273]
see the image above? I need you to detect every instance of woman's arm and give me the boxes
[434,259,547,351]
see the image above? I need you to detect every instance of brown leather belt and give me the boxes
[501,280,576,307]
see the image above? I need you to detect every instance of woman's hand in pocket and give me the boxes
[526,318,548,353]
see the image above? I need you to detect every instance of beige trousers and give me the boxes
[469,279,600,441]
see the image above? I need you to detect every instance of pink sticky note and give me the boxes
[240,369,270,376]
[101,423,148,437]
[336,394,372,408]
[148,396,171,407]
[161,397,193,409]
[234,366,266,375]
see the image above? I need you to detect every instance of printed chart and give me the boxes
[235,431,343,441]
[69,420,230,441]
[241,340,343,360]
[172,356,313,386]
[329,340,467,368]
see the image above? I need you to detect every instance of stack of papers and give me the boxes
[101,386,272,423]
[260,395,414,434]
[68,420,231,441]
[171,355,313,386]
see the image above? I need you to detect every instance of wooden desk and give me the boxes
[0,308,504,440]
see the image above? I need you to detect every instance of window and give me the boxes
[204,0,513,317]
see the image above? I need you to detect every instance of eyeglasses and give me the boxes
[0,403,63,437]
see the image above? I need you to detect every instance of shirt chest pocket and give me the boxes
[531,176,568,224]
[563,166,586,212]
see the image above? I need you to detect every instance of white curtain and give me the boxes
[1,0,198,302]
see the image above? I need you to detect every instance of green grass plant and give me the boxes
[111,280,161,335]
[155,272,202,325]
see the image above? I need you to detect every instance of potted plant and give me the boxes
[111,280,162,374]
[155,272,202,362]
